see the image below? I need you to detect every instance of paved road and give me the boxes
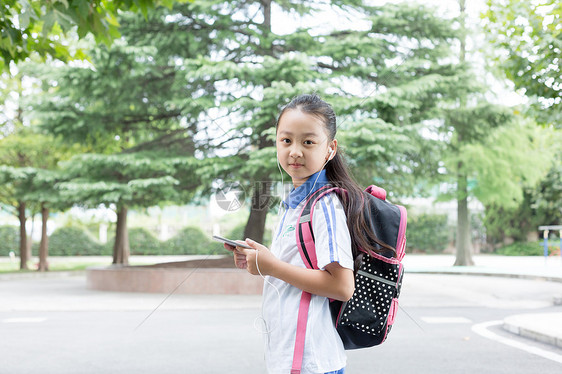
[1,272,562,373]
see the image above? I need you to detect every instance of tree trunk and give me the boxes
[18,201,28,270]
[113,205,130,265]
[263,0,271,31]
[453,0,474,266]
[454,167,474,266]
[243,0,274,245]
[38,204,49,272]
[26,211,34,263]
[244,181,273,244]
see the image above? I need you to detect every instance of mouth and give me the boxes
[289,163,304,169]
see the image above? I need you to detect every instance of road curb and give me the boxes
[503,313,562,349]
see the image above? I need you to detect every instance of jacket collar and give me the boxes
[284,169,329,209]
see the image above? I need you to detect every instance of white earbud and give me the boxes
[328,148,335,160]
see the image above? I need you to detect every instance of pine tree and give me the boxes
[0,130,80,270]
[161,0,470,243]
[57,153,200,264]
[30,13,206,264]
[31,0,546,265]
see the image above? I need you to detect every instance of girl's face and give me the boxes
[276,109,337,188]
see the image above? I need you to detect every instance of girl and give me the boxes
[226,94,377,374]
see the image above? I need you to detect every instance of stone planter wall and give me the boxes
[86,266,264,294]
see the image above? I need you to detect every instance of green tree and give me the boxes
[0,60,84,271]
[29,8,210,264]
[476,0,562,254]
[0,0,189,70]
[484,160,562,246]
[33,0,539,266]
[57,153,200,264]
[0,165,35,269]
[159,0,470,244]
[483,0,561,246]
[0,65,25,136]
[30,39,200,154]
[531,162,562,225]
[25,168,76,271]
[450,119,554,209]
[0,131,80,270]
[445,116,555,245]
[483,0,561,126]
[433,0,557,265]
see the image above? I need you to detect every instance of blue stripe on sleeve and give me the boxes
[320,199,335,262]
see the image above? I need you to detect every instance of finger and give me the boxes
[233,252,247,269]
[223,243,235,251]
[238,246,256,255]
[236,259,247,270]
[245,238,264,251]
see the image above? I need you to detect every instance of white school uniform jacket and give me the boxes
[262,170,354,374]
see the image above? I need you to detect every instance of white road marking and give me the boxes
[472,320,562,364]
[2,317,47,323]
[421,316,472,324]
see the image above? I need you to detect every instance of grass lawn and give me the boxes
[0,255,190,274]
[0,260,112,273]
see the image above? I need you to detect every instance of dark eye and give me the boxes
[281,138,291,144]
[304,140,313,145]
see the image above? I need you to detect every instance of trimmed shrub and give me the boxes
[129,228,163,255]
[406,213,449,253]
[227,223,272,247]
[226,224,245,243]
[496,241,559,256]
[0,225,20,256]
[48,227,105,256]
[166,227,224,255]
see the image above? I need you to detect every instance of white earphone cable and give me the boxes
[276,152,286,216]
[298,151,333,205]
[253,250,281,335]
[254,148,333,335]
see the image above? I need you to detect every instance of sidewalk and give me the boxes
[403,254,562,283]
[403,254,562,349]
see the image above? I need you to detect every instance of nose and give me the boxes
[289,144,303,159]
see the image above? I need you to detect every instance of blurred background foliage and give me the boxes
[0,0,560,268]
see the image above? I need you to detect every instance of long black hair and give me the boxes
[276,93,396,259]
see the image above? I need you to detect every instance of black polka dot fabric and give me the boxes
[331,255,404,349]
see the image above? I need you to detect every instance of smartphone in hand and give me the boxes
[212,235,252,249]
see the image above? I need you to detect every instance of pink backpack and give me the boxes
[291,185,407,373]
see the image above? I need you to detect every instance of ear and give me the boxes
[327,139,338,160]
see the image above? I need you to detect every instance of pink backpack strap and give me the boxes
[291,185,341,373]
[295,185,340,268]
[365,185,386,200]
[291,291,312,374]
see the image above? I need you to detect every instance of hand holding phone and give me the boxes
[212,235,252,249]
[213,235,254,270]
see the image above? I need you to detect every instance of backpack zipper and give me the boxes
[357,270,397,287]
